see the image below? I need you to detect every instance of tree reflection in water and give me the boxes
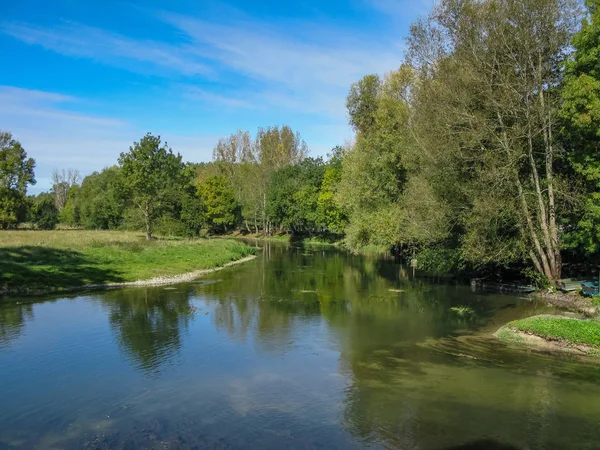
[100,287,194,374]
[0,302,33,348]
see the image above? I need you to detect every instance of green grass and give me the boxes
[254,233,343,246]
[507,316,600,347]
[0,230,256,295]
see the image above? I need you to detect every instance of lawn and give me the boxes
[0,230,256,296]
[506,316,600,347]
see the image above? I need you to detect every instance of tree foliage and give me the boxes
[31,192,59,230]
[560,0,600,254]
[0,131,35,229]
[75,166,127,230]
[119,133,184,240]
[197,176,239,234]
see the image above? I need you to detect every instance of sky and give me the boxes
[0,0,434,192]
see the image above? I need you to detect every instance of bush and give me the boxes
[32,194,59,230]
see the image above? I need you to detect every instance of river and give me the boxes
[1,241,600,449]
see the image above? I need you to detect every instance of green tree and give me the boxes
[407,0,579,281]
[0,131,36,229]
[31,192,59,230]
[119,133,184,240]
[197,176,239,234]
[154,163,205,237]
[317,147,348,234]
[267,158,325,234]
[346,74,382,134]
[560,0,600,253]
[59,185,81,227]
[76,166,127,230]
[339,67,413,250]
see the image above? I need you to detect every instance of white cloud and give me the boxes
[0,2,434,188]
[0,87,216,192]
[1,21,212,78]
[162,12,404,119]
[2,9,407,120]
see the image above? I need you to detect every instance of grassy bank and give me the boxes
[0,230,256,296]
[233,232,344,246]
[496,315,600,356]
[506,316,600,346]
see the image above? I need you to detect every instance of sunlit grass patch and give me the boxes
[0,231,256,296]
[506,316,600,347]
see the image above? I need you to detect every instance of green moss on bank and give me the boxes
[0,231,256,296]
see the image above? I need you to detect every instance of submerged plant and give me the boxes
[449,306,476,320]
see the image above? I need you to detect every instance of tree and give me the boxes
[52,168,81,211]
[560,0,600,254]
[31,193,59,230]
[407,0,579,282]
[339,67,413,249]
[346,75,382,134]
[119,133,184,240]
[0,131,35,229]
[267,158,325,234]
[59,185,81,227]
[211,126,309,234]
[317,147,348,234]
[0,189,29,229]
[76,166,127,230]
[197,176,239,234]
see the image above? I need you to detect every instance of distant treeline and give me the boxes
[0,126,347,241]
[3,0,600,286]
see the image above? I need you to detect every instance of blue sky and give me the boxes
[0,0,433,192]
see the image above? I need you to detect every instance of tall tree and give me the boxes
[212,126,309,234]
[560,0,600,254]
[0,131,35,229]
[51,168,81,211]
[197,176,239,234]
[119,133,184,240]
[405,0,579,282]
[76,166,127,230]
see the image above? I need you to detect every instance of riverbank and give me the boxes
[536,291,597,316]
[0,230,257,297]
[496,315,600,357]
[224,231,345,247]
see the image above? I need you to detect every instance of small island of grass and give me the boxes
[0,230,256,297]
[496,315,600,356]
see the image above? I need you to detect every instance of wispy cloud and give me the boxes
[0,1,432,189]
[0,87,215,192]
[1,21,212,77]
[184,86,257,110]
[0,86,125,127]
[162,12,403,118]
[2,9,406,119]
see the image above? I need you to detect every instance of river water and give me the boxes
[1,241,600,449]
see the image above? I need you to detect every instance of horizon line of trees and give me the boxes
[3,0,600,286]
[0,125,347,241]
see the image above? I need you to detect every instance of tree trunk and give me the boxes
[262,193,266,236]
[144,203,152,240]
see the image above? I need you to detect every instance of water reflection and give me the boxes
[98,287,194,374]
[1,241,600,449]
[0,302,33,348]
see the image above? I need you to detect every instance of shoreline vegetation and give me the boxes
[496,315,600,357]
[0,230,257,298]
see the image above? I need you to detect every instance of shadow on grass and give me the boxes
[0,246,124,294]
